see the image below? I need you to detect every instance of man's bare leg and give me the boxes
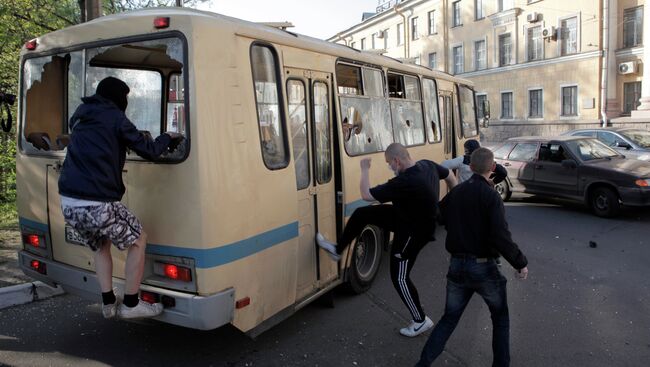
[124,231,147,295]
[93,238,113,293]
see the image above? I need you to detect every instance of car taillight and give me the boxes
[635,179,650,187]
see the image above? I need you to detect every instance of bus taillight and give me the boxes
[164,264,192,282]
[30,260,47,274]
[22,232,46,250]
[154,262,192,282]
[25,39,37,50]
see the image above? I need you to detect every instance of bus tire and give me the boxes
[347,225,383,294]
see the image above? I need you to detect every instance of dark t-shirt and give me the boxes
[370,160,449,237]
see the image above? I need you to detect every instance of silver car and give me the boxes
[563,128,650,161]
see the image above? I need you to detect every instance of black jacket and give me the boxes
[440,174,528,270]
[58,95,171,202]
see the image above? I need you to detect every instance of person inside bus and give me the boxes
[441,139,507,185]
[316,143,457,337]
[58,76,183,320]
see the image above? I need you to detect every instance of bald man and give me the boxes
[317,143,457,337]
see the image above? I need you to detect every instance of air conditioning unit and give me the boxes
[527,12,539,23]
[618,61,637,75]
[542,26,556,39]
[376,30,384,39]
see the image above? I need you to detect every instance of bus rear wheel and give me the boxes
[348,225,383,294]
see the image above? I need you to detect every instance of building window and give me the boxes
[452,1,462,27]
[361,38,366,50]
[428,11,436,34]
[476,94,487,119]
[560,16,578,55]
[529,89,543,118]
[350,41,356,49]
[475,0,484,20]
[527,26,543,61]
[453,45,464,74]
[561,86,578,116]
[499,33,512,66]
[411,17,419,40]
[623,7,643,48]
[623,82,642,114]
[397,23,403,45]
[498,0,514,12]
[474,40,486,70]
[501,92,513,119]
[372,33,376,49]
[428,52,437,69]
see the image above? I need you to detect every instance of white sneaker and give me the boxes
[316,232,341,261]
[400,316,433,337]
[117,301,164,319]
[101,288,121,319]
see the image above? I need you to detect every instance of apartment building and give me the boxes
[329,0,648,142]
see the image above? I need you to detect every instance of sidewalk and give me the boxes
[0,229,64,309]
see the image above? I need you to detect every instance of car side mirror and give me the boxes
[561,159,577,169]
[616,141,632,150]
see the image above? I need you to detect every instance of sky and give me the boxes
[196,0,380,40]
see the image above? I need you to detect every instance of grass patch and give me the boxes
[0,201,18,230]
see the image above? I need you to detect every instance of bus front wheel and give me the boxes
[348,225,383,294]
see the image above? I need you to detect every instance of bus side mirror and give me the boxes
[482,100,490,128]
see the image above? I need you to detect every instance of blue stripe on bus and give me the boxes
[19,217,49,232]
[18,217,299,269]
[345,199,371,217]
[146,222,299,268]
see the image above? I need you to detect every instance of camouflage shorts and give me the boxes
[62,201,142,252]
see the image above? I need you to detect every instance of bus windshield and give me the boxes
[21,36,187,161]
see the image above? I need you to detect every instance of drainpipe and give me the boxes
[600,0,609,127]
[394,5,409,59]
[443,0,448,73]
[334,32,349,46]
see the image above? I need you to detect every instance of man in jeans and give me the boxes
[59,77,183,320]
[416,147,529,367]
[317,143,457,337]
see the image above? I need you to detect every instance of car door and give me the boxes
[532,142,579,197]
[501,142,538,191]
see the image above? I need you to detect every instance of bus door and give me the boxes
[285,68,338,301]
[439,92,455,160]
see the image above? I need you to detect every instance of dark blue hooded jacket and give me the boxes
[58,95,171,202]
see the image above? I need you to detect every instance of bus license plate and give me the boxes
[65,226,88,246]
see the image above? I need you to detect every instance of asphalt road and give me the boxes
[1,195,649,367]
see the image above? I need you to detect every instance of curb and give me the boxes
[0,281,65,310]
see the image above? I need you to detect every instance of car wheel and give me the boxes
[495,181,512,202]
[590,187,620,218]
[347,225,383,294]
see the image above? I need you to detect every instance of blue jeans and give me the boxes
[416,257,510,367]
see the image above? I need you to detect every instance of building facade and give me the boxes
[329,0,648,142]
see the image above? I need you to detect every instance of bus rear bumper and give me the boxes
[19,251,234,330]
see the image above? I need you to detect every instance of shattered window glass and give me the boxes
[422,78,441,143]
[389,74,425,147]
[458,85,478,137]
[20,36,187,161]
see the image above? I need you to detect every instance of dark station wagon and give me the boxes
[492,136,650,217]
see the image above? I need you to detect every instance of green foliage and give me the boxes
[0,200,17,229]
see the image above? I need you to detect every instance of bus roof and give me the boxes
[23,7,472,87]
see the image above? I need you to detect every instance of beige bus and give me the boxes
[16,8,479,336]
